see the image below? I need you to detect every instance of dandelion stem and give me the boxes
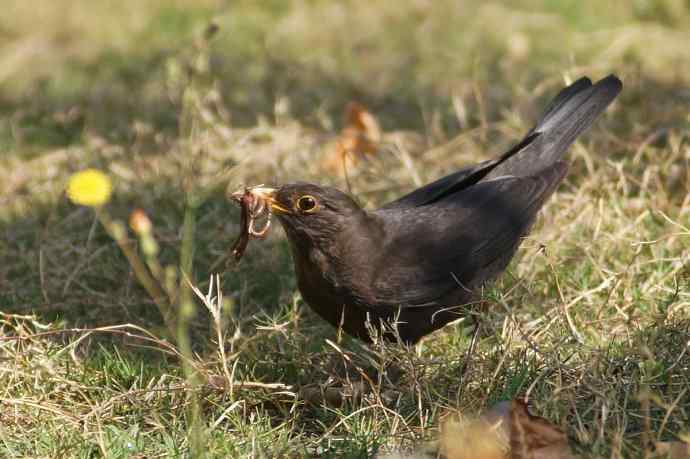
[98,211,177,337]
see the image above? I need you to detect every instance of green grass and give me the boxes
[1,0,689,457]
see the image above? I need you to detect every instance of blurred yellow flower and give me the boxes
[66,169,112,207]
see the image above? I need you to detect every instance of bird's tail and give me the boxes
[484,74,622,180]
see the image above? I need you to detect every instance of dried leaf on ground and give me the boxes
[654,440,690,459]
[390,399,579,459]
[323,101,382,173]
[508,400,574,459]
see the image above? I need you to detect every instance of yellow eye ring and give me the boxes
[296,195,318,213]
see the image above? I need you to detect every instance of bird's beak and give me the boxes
[244,186,292,214]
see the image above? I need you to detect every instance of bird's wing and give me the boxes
[380,132,540,210]
[381,75,621,210]
[378,157,501,210]
[370,162,568,309]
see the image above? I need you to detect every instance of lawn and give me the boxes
[1,0,688,457]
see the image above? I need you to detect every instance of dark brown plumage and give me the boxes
[241,75,622,344]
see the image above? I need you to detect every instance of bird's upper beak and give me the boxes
[237,186,292,214]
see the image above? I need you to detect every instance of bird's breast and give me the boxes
[294,245,345,298]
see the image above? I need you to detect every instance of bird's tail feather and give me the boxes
[485,74,622,180]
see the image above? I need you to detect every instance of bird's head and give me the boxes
[244,182,366,249]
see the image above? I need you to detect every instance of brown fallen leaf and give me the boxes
[322,101,382,174]
[509,400,574,459]
[344,100,382,143]
[436,400,577,459]
[654,440,690,459]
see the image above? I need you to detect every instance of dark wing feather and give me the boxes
[378,158,498,210]
[379,131,538,210]
[370,162,568,309]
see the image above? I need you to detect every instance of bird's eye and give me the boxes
[296,195,317,213]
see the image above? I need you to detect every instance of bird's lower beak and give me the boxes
[243,186,291,214]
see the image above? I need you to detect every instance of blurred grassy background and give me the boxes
[3,0,690,154]
[1,1,689,457]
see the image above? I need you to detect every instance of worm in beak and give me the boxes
[230,187,274,260]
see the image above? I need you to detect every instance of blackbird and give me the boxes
[240,75,622,344]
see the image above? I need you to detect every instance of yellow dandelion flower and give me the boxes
[66,169,113,207]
